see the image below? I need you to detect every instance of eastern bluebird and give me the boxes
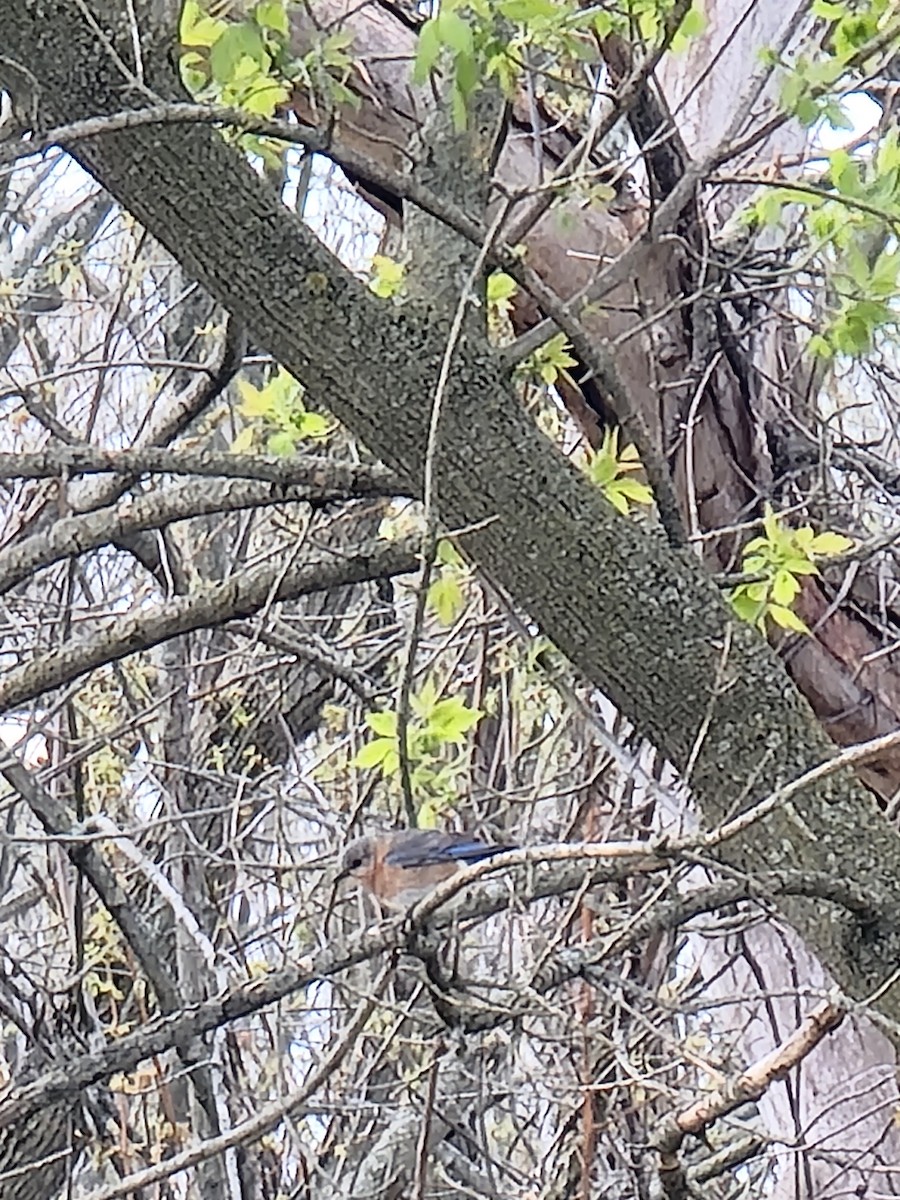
[336,829,517,910]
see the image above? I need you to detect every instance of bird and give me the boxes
[335,829,517,910]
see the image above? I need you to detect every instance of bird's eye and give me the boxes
[347,856,363,870]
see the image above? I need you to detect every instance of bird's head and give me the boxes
[336,835,375,883]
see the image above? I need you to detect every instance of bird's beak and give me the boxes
[335,857,359,884]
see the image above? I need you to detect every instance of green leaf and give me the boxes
[427,697,483,744]
[730,590,765,624]
[369,254,405,298]
[821,100,853,131]
[353,738,394,769]
[428,572,465,626]
[795,95,820,127]
[321,30,354,66]
[436,9,474,55]
[454,48,481,97]
[416,797,444,830]
[612,477,653,504]
[238,379,269,418]
[450,80,469,131]
[768,604,810,633]
[436,538,463,568]
[294,410,330,439]
[780,70,804,117]
[180,0,200,36]
[230,426,256,453]
[638,7,660,38]
[413,17,442,82]
[742,555,768,574]
[254,0,289,36]
[809,531,853,556]
[210,24,268,85]
[593,11,614,36]
[412,677,440,721]
[806,333,833,359]
[267,430,295,455]
[678,4,706,38]
[181,0,227,48]
[606,488,629,515]
[497,0,559,20]
[762,505,780,543]
[829,148,861,198]
[242,78,290,116]
[783,557,820,576]
[381,749,400,776]
[585,427,651,512]
[877,127,900,175]
[487,271,518,319]
[771,569,800,606]
[586,456,615,488]
[752,189,786,228]
[366,711,397,737]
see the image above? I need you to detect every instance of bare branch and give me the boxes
[0,446,406,489]
[0,538,420,712]
[0,474,405,595]
[652,1001,845,1195]
[80,962,392,1200]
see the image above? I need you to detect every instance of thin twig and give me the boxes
[78,961,393,1200]
[395,200,513,823]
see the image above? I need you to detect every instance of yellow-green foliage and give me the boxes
[729,505,853,634]
[369,255,406,300]
[180,0,292,115]
[232,366,331,454]
[179,1,358,164]
[520,332,577,387]
[747,3,900,357]
[584,428,654,516]
[426,540,469,627]
[413,0,704,129]
[353,677,483,824]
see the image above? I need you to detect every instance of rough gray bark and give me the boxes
[0,470,403,594]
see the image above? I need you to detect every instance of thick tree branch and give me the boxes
[0,835,880,1135]
[0,446,405,487]
[0,472,403,595]
[0,852,678,1132]
[652,1000,845,1196]
[81,964,389,1200]
[0,538,419,713]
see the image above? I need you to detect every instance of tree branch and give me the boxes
[0,847,875,1134]
[0,759,180,1010]
[0,538,419,713]
[0,851,693,1131]
[0,472,404,595]
[652,1000,845,1196]
[0,446,406,487]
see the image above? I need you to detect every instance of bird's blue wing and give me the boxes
[384,830,515,869]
